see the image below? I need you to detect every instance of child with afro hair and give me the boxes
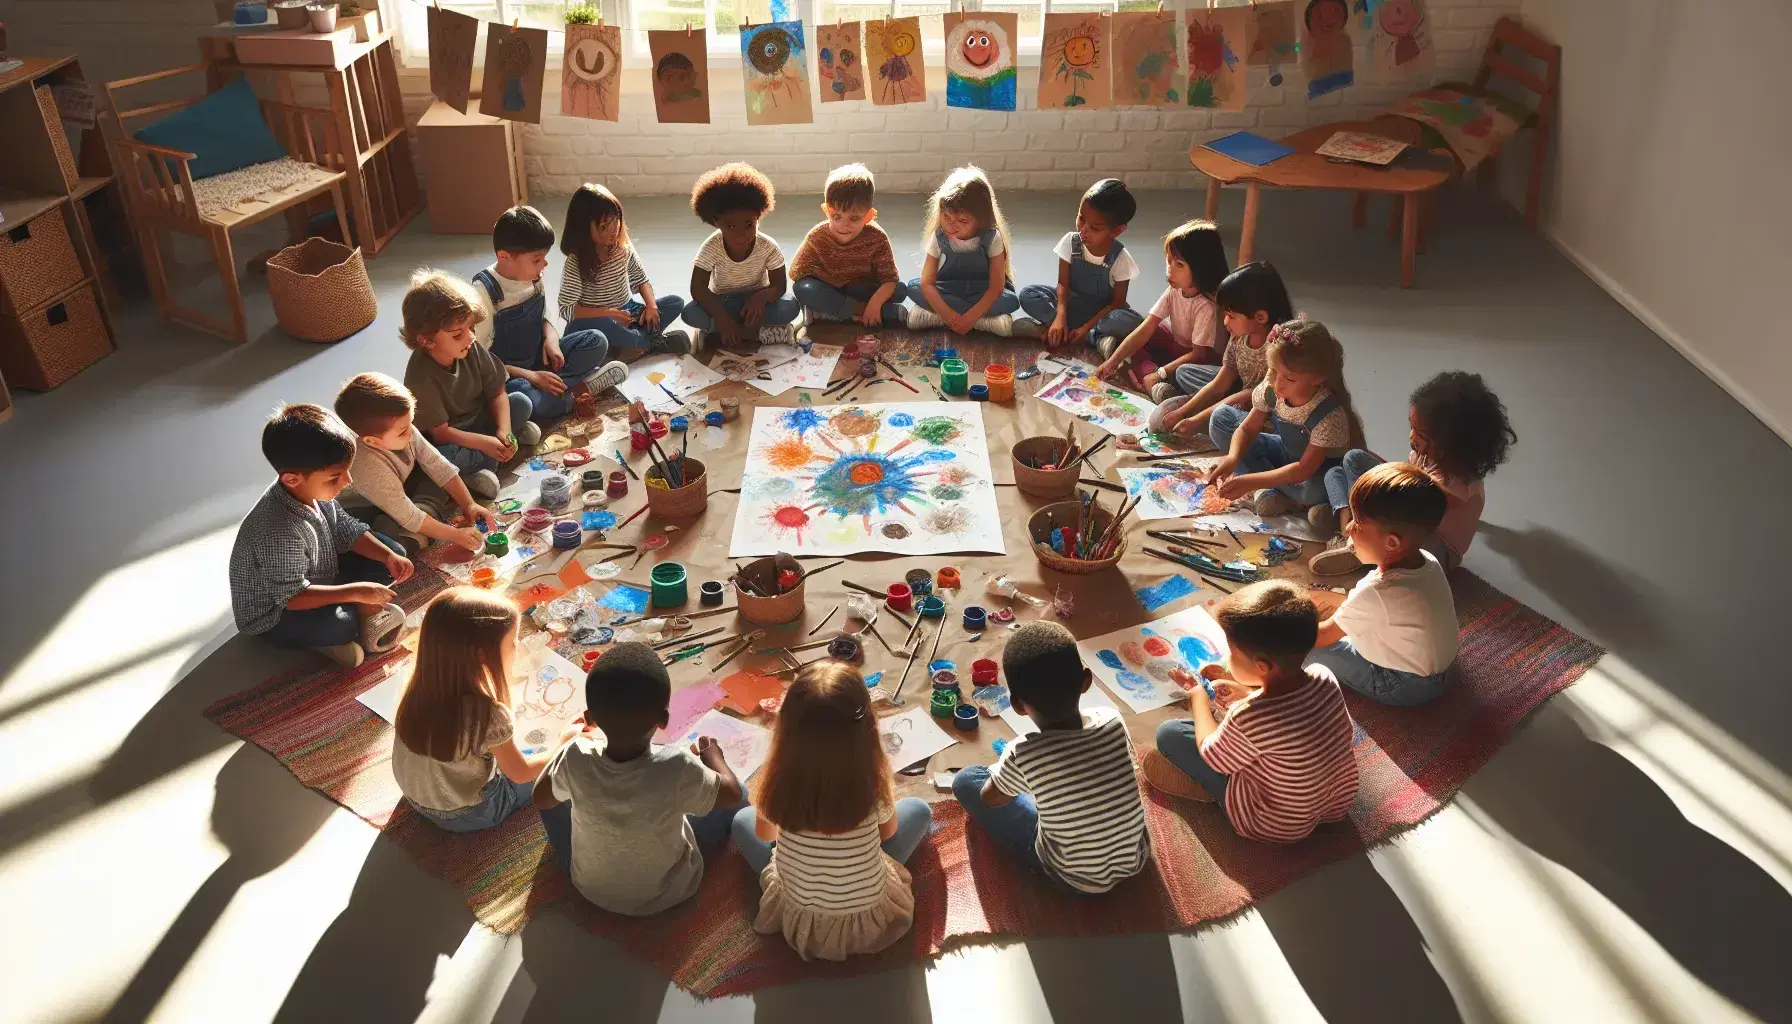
[681,162,801,349]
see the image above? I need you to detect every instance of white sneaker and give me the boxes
[757,323,796,345]
[584,359,628,395]
[1310,536,1364,576]
[1010,316,1041,339]
[1150,381,1181,404]
[1252,489,1293,517]
[973,313,1013,336]
[1095,334,1123,359]
[906,307,944,330]
[318,641,365,668]
[515,421,543,448]
[361,602,407,654]
[465,469,500,500]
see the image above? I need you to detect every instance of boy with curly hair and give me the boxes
[681,162,801,348]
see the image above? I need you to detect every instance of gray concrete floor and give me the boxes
[3,184,1790,1023]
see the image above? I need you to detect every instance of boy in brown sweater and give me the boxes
[790,164,909,328]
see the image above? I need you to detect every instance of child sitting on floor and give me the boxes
[558,183,691,354]
[1096,219,1229,399]
[227,403,412,668]
[1205,318,1365,525]
[402,269,537,500]
[1309,463,1459,707]
[1017,178,1145,351]
[1312,371,1516,575]
[534,642,747,916]
[1143,581,1359,843]
[953,621,1149,894]
[733,662,931,960]
[472,206,628,422]
[790,163,908,328]
[335,372,494,556]
[681,162,801,348]
[394,587,574,832]
[1148,261,1294,441]
[907,166,1033,338]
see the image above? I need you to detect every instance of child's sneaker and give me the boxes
[318,641,365,668]
[973,313,1013,336]
[1096,334,1123,359]
[1150,381,1181,404]
[1309,536,1363,576]
[1140,748,1215,802]
[464,469,500,500]
[584,359,628,396]
[1307,502,1338,535]
[1252,489,1293,517]
[906,307,944,330]
[649,329,692,355]
[361,602,407,654]
[515,421,543,448]
[756,323,796,345]
[1010,317,1041,339]
[884,304,910,327]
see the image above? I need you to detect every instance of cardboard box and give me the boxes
[415,100,527,235]
[340,11,381,43]
[232,26,359,67]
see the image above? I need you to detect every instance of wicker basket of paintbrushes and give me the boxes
[1029,498,1130,574]
[644,455,708,519]
[735,553,805,625]
[1012,436,1082,498]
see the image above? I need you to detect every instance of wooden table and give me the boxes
[1190,120,1451,288]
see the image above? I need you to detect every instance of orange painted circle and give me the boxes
[849,462,885,485]
[1142,636,1173,657]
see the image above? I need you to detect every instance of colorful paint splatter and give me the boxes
[1118,465,1237,520]
[1036,368,1158,436]
[1079,605,1230,713]
[730,402,1004,556]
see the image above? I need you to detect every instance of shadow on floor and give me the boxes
[514,916,675,1024]
[1028,933,1185,1023]
[1464,702,1792,1021]
[1476,522,1668,655]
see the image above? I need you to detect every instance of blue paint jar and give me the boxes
[962,606,987,631]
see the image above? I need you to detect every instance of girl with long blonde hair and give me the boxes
[392,587,576,831]
[731,662,932,961]
[1205,318,1366,533]
[906,166,1032,338]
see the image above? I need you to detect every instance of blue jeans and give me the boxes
[1323,448,1386,512]
[680,291,801,332]
[435,391,534,473]
[793,276,909,323]
[502,328,613,422]
[1017,283,1145,340]
[907,277,1021,317]
[731,798,932,875]
[1207,403,1337,507]
[951,765,1044,871]
[538,796,745,876]
[263,532,399,649]
[413,773,536,833]
[1153,719,1231,805]
[1308,639,1451,707]
[566,296,687,352]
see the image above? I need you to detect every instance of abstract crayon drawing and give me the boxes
[817,22,866,102]
[1185,6,1250,111]
[1117,466,1236,521]
[1248,0,1299,88]
[740,21,814,126]
[1035,368,1158,436]
[944,12,1019,111]
[1112,11,1180,106]
[729,402,1004,557]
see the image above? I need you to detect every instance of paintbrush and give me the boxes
[651,625,724,651]
[1142,547,1240,591]
[841,580,885,599]
[1133,450,1208,463]
[1078,477,1126,493]
[613,449,640,480]
[807,606,841,636]
[793,559,845,584]
[1063,434,1112,472]
[616,504,648,530]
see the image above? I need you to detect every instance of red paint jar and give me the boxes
[886,582,913,611]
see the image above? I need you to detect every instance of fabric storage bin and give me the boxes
[0,211,85,317]
[266,238,377,342]
[0,283,112,390]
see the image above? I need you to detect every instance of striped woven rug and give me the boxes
[204,568,1600,998]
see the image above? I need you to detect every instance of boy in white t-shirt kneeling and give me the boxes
[1309,462,1459,707]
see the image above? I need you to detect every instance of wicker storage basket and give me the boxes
[1011,436,1081,498]
[1029,502,1127,574]
[0,210,84,316]
[33,86,79,191]
[736,553,805,625]
[266,238,376,342]
[0,283,112,390]
[643,458,708,519]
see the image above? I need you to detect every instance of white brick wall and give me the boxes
[5,0,1519,197]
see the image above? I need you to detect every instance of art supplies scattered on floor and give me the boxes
[618,354,726,412]
[1036,368,1158,435]
[876,706,958,770]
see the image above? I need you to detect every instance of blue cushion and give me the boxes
[133,77,288,180]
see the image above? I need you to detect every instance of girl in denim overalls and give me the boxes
[1206,319,1366,530]
[906,166,1029,337]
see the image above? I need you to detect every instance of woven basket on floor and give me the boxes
[736,553,805,625]
[1029,502,1126,574]
[0,284,112,391]
[643,458,708,519]
[266,238,376,343]
[1011,436,1080,498]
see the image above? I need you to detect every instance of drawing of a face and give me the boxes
[569,36,616,81]
[1063,29,1098,68]
[1378,0,1420,37]
[961,31,995,68]
[889,29,916,57]
[656,53,696,95]
[748,27,793,76]
[1306,0,1348,36]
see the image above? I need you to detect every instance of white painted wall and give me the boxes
[1515,0,1792,444]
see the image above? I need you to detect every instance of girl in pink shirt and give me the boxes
[1096,219,1228,393]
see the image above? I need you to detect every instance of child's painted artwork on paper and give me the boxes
[649,30,711,123]
[1111,11,1180,106]
[740,21,814,126]
[866,17,927,106]
[1038,12,1111,110]
[816,22,867,102]
[1186,6,1250,111]
[944,12,1018,111]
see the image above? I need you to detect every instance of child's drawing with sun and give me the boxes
[1039,13,1109,109]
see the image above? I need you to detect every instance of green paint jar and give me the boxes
[940,358,970,396]
[483,532,509,557]
[650,561,689,608]
[930,687,959,718]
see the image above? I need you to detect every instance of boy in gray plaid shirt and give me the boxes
[228,404,416,668]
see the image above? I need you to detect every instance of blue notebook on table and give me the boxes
[1202,131,1295,166]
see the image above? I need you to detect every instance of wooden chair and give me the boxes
[102,62,350,342]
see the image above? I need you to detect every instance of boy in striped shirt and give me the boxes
[1144,581,1359,844]
[952,621,1149,894]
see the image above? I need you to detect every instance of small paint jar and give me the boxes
[918,595,945,618]
[630,427,653,452]
[886,582,912,611]
[471,566,496,587]
[930,688,959,718]
[968,384,989,401]
[984,363,1014,402]
[991,607,1015,623]
[539,475,571,510]
[582,490,608,509]
[905,569,934,596]
[581,468,606,492]
[649,420,669,440]
[827,634,862,661]
[552,520,582,550]
[842,341,860,358]
[931,668,958,691]
[521,507,553,534]
[704,410,725,426]
[962,606,987,631]
[563,450,592,467]
[860,356,877,377]
[699,580,725,606]
[581,650,602,671]
[650,561,688,608]
[483,532,509,557]
[607,471,629,498]
[953,703,980,731]
[933,347,957,363]
[940,358,969,396]
[669,416,689,432]
[936,566,962,590]
[971,658,999,686]
[721,397,741,421]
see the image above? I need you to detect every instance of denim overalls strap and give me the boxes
[936,228,994,284]
[1267,387,1345,457]
[1067,235,1121,304]
[472,269,546,369]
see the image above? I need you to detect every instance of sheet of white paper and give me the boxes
[355,646,589,755]
[1034,354,1100,379]
[1078,605,1231,713]
[750,343,843,394]
[729,402,1006,557]
[618,355,727,412]
[877,706,958,770]
[1036,369,1158,436]
[701,425,728,451]
[999,685,1121,737]
[354,656,412,724]
[673,708,773,780]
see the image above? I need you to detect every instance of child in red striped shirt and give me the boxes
[1143,581,1358,844]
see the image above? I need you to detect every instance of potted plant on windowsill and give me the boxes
[561,5,620,121]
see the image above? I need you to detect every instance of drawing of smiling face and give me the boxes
[1378,0,1420,36]
[1306,0,1347,37]
[1063,33,1096,68]
[961,31,995,68]
[889,29,916,57]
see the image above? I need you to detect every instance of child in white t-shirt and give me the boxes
[1309,462,1459,707]
[680,163,801,348]
[1017,179,1146,350]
